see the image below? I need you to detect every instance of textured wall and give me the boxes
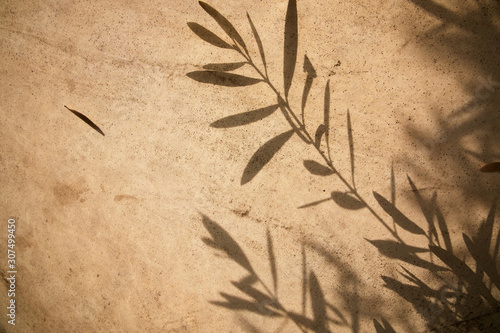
[1,0,499,332]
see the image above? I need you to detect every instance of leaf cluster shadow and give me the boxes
[371,176,500,332]
[200,214,376,333]
[188,1,500,332]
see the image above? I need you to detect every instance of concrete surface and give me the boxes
[1,0,499,332]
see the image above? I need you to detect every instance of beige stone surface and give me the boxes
[1,0,499,332]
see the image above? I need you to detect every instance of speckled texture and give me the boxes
[1,1,499,332]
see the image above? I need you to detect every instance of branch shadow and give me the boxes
[370,175,500,331]
[200,214,388,333]
[188,2,500,332]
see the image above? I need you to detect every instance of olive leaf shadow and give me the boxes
[186,71,262,87]
[187,22,233,49]
[201,214,254,273]
[188,1,500,331]
[203,62,247,71]
[373,317,397,333]
[298,191,365,211]
[372,176,500,330]
[200,214,349,333]
[188,0,339,186]
[241,130,294,185]
[210,105,279,128]
[283,0,298,99]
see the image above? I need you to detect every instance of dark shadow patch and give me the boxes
[187,22,233,49]
[210,105,278,128]
[201,214,254,273]
[303,160,334,176]
[283,0,297,98]
[203,62,246,71]
[187,71,262,87]
[331,191,365,210]
[241,129,294,185]
[373,191,426,235]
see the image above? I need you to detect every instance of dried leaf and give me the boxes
[247,13,267,75]
[203,62,247,71]
[331,191,365,210]
[480,162,500,173]
[241,130,294,184]
[283,0,298,97]
[199,1,247,52]
[373,191,426,235]
[187,22,233,49]
[210,105,278,128]
[303,160,334,176]
[187,71,261,87]
[201,214,254,273]
[64,105,104,136]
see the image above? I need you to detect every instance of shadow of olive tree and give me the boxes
[187,1,500,332]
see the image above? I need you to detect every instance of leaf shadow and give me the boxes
[203,62,247,71]
[376,182,500,330]
[301,54,317,118]
[200,213,381,333]
[201,214,254,273]
[283,0,298,98]
[303,160,334,176]
[331,191,366,210]
[309,271,329,333]
[373,191,426,236]
[189,1,500,332]
[210,105,279,128]
[187,71,262,87]
[373,317,397,333]
[241,129,294,185]
[187,22,233,49]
